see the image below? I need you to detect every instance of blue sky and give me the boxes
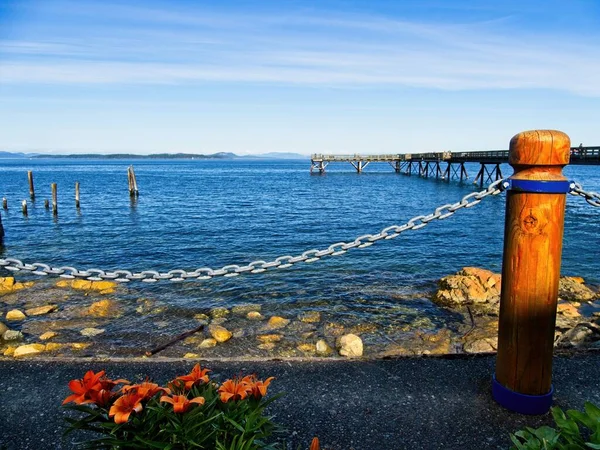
[1,0,599,155]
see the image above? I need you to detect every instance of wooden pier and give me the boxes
[311,146,600,186]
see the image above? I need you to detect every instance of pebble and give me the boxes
[258,343,276,351]
[6,310,26,321]
[247,311,264,320]
[298,311,321,323]
[13,343,45,357]
[337,334,363,357]
[3,330,23,341]
[208,325,232,343]
[71,343,92,350]
[194,313,209,321]
[80,328,105,337]
[316,339,334,356]
[297,343,317,353]
[44,343,63,352]
[210,307,230,319]
[257,334,283,343]
[0,322,8,335]
[232,304,261,315]
[183,353,199,359]
[199,338,217,348]
[266,316,290,330]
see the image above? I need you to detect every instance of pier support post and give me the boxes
[21,200,28,217]
[2,198,7,210]
[28,171,35,200]
[0,210,4,240]
[51,183,58,216]
[128,166,139,197]
[493,130,571,415]
[75,182,81,209]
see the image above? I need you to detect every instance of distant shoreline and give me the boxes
[0,151,309,160]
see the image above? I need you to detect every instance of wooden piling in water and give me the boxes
[44,199,49,209]
[21,200,28,216]
[493,130,571,415]
[51,183,58,215]
[27,171,35,200]
[0,211,4,239]
[2,198,7,210]
[75,182,80,208]
[128,166,139,197]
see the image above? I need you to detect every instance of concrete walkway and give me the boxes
[1,353,599,450]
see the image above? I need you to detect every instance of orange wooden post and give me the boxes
[493,130,571,415]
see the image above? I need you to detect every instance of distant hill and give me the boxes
[0,150,308,160]
[0,151,38,158]
[254,152,308,159]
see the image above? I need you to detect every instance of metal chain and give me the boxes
[569,182,600,207]
[0,179,506,283]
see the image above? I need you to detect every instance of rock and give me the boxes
[349,323,380,334]
[0,322,8,335]
[71,343,92,350]
[199,338,217,348]
[2,330,23,341]
[316,339,334,356]
[194,313,209,321]
[559,277,596,302]
[209,307,230,319]
[258,343,276,351]
[556,323,600,348]
[211,317,228,325]
[44,343,63,352]
[464,338,497,354]
[40,331,58,341]
[247,311,264,321]
[337,334,363,357]
[90,281,117,292]
[6,310,26,321]
[266,316,290,330]
[232,329,245,339]
[232,304,261,315]
[257,334,283,343]
[13,343,45,357]
[557,303,581,319]
[324,322,345,336]
[80,328,105,337]
[3,346,16,356]
[297,343,316,354]
[208,325,232,343]
[71,279,93,290]
[0,277,15,292]
[298,311,321,323]
[460,267,501,288]
[433,268,500,308]
[86,299,120,318]
[183,353,199,359]
[25,304,58,316]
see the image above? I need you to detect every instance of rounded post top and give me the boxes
[509,130,571,167]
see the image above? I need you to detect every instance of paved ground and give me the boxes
[1,353,599,450]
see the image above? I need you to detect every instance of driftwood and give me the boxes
[145,324,205,357]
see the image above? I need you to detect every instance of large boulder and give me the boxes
[559,277,597,302]
[433,267,501,310]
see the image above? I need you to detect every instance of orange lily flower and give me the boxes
[109,391,144,424]
[62,370,105,405]
[160,394,205,413]
[89,389,113,407]
[310,437,320,450]
[98,376,130,392]
[218,378,252,403]
[123,380,167,400]
[242,375,275,400]
[175,364,211,390]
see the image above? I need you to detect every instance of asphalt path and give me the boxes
[1,353,599,450]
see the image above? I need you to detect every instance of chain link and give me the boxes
[0,179,506,283]
[569,182,600,207]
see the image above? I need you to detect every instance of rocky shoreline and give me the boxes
[0,269,598,360]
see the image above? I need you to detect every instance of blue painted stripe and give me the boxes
[492,375,553,415]
[508,179,571,193]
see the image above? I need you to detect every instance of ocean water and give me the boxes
[0,158,598,356]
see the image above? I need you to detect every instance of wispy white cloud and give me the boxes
[1,0,599,95]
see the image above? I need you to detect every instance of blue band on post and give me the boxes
[492,375,553,415]
[507,179,571,194]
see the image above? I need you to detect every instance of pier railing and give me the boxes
[1,130,600,416]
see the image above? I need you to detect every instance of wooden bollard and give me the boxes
[21,200,28,216]
[0,211,4,239]
[28,170,35,200]
[51,183,58,215]
[128,166,139,197]
[75,182,80,208]
[493,130,571,415]
[44,199,49,209]
[2,198,7,210]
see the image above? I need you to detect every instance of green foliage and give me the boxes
[510,402,600,450]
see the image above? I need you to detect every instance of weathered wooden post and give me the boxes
[2,198,7,210]
[128,166,139,197]
[51,183,58,215]
[493,130,571,415]
[75,182,81,208]
[28,171,35,200]
[0,211,4,239]
[21,200,28,216]
[44,199,49,209]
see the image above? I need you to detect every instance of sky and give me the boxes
[1,0,599,155]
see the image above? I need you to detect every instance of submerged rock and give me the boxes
[0,277,34,296]
[86,299,121,318]
[559,277,597,302]
[199,338,217,349]
[298,311,321,323]
[0,322,8,335]
[40,331,58,341]
[232,304,261,315]
[247,311,264,321]
[257,334,282,343]
[258,342,276,351]
[208,325,232,343]
[13,343,45,357]
[80,327,105,337]
[210,307,230,319]
[337,334,363,357]
[433,267,501,310]
[297,343,316,354]
[3,330,23,341]
[25,305,58,316]
[266,316,290,330]
[316,339,334,356]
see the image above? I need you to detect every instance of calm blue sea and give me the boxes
[0,158,598,354]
